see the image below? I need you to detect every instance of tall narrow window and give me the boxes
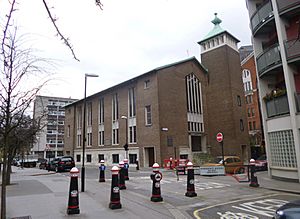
[112,93,119,121]
[67,125,70,138]
[128,87,136,117]
[112,128,119,145]
[87,133,92,146]
[76,106,82,129]
[99,130,104,146]
[237,95,241,106]
[87,102,92,126]
[99,97,104,124]
[240,119,244,131]
[129,126,137,143]
[77,134,81,147]
[145,105,152,125]
[185,74,202,114]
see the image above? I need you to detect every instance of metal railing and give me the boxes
[277,0,300,13]
[256,44,281,77]
[265,94,289,118]
[295,92,300,112]
[285,38,300,61]
[251,1,273,34]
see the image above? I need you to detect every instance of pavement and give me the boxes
[1,166,300,219]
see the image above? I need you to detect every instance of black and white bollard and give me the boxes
[67,167,80,215]
[150,163,163,202]
[185,162,197,197]
[109,166,122,209]
[249,159,259,187]
[99,160,106,182]
[136,158,139,171]
[123,158,129,180]
[118,161,126,190]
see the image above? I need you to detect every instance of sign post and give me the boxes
[216,132,225,166]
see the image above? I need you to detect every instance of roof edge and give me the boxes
[66,57,208,107]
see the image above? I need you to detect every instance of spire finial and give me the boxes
[211,13,222,25]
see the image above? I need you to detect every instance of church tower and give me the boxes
[199,13,250,161]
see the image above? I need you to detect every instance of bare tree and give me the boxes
[41,0,104,62]
[0,3,52,219]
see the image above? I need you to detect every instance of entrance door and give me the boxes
[145,147,155,167]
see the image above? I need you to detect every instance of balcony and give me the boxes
[265,94,289,118]
[295,93,300,112]
[251,1,274,36]
[256,44,282,77]
[277,0,300,15]
[285,39,300,63]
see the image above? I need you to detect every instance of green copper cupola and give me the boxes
[198,13,240,53]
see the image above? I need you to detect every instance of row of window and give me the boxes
[244,81,253,92]
[48,121,64,125]
[247,107,255,117]
[245,95,253,104]
[48,111,65,116]
[76,74,204,146]
[202,35,225,51]
[76,87,152,147]
[47,140,63,144]
[188,122,204,133]
[48,100,72,107]
[249,121,257,131]
[76,153,138,164]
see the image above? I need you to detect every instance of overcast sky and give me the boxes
[1,0,252,100]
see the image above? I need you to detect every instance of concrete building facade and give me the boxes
[246,0,300,182]
[33,96,77,158]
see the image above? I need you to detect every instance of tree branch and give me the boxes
[95,0,104,10]
[42,0,80,61]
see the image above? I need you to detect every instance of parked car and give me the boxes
[47,156,75,172]
[255,154,268,171]
[202,156,244,174]
[39,159,48,169]
[273,199,300,218]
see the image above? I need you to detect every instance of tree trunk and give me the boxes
[1,147,8,219]
[6,156,13,185]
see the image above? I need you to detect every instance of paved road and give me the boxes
[5,166,300,219]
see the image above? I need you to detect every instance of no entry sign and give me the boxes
[216,132,223,143]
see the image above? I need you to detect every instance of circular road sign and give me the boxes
[216,132,223,143]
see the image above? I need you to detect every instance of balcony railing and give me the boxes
[295,93,300,112]
[266,94,289,118]
[277,0,300,14]
[251,1,273,34]
[256,44,282,77]
[285,38,300,62]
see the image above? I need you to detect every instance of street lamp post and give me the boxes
[82,73,99,192]
[121,115,128,159]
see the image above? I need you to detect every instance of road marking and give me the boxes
[193,193,279,219]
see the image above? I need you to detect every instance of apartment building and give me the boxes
[240,48,265,159]
[64,14,250,167]
[33,96,77,158]
[246,0,300,182]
